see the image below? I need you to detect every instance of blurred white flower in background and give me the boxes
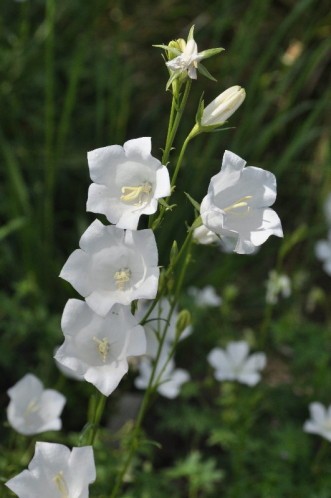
[135,353,190,399]
[208,340,266,386]
[6,442,95,498]
[188,285,222,307]
[303,402,331,442]
[55,300,146,397]
[200,150,283,254]
[315,230,331,276]
[265,270,291,304]
[7,374,65,436]
[136,298,191,358]
[193,224,221,245]
[87,137,170,230]
[60,220,159,316]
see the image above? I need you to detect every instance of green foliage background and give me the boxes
[0,0,330,496]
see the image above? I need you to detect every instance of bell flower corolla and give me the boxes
[60,220,159,317]
[303,402,331,442]
[200,150,283,254]
[55,300,146,396]
[7,374,66,436]
[86,137,170,230]
[6,442,95,498]
[208,340,266,386]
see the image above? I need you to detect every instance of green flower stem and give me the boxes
[149,80,192,230]
[81,391,107,447]
[110,227,194,498]
[162,79,192,165]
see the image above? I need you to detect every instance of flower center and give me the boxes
[93,337,110,363]
[114,267,131,290]
[223,195,252,215]
[25,398,40,415]
[53,471,69,498]
[120,182,152,206]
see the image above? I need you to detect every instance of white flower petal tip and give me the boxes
[6,442,96,498]
[201,86,246,127]
[200,150,283,254]
[60,221,159,316]
[86,138,170,229]
[6,374,66,436]
[56,300,146,396]
[208,340,266,386]
[303,402,331,442]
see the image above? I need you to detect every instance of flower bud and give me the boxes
[201,86,246,127]
[167,39,186,60]
[175,309,191,339]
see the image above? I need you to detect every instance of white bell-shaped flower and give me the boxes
[60,219,159,316]
[6,442,96,498]
[303,402,331,442]
[55,300,146,396]
[86,137,170,229]
[7,374,66,436]
[200,150,283,254]
[208,340,266,386]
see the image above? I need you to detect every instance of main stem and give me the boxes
[109,228,194,498]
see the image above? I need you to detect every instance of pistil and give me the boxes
[120,182,152,206]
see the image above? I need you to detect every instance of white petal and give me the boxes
[79,219,109,253]
[240,166,277,208]
[154,165,171,198]
[69,446,96,491]
[87,144,125,183]
[309,402,327,424]
[85,290,115,317]
[227,341,249,366]
[315,240,331,261]
[123,137,152,161]
[250,208,283,246]
[85,362,128,396]
[86,184,117,223]
[60,249,91,297]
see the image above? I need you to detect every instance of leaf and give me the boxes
[198,47,225,60]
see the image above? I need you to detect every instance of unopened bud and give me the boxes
[167,39,186,60]
[201,86,246,127]
[176,309,191,339]
[169,240,179,266]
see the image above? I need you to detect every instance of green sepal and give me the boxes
[158,198,177,211]
[153,44,181,56]
[190,215,202,230]
[198,47,225,60]
[197,62,217,82]
[184,192,201,212]
[195,93,205,125]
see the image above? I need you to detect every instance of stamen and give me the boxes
[53,471,69,498]
[223,195,252,214]
[120,182,152,206]
[114,267,131,291]
[93,337,110,363]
